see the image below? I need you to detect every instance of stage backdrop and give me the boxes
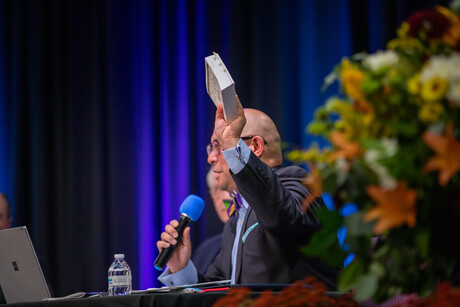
[0,0,448,296]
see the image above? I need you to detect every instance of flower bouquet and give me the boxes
[288,1,460,303]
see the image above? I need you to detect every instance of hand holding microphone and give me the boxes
[155,195,205,272]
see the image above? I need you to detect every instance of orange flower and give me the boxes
[302,165,323,212]
[423,123,460,186]
[353,100,375,127]
[365,181,417,234]
[352,99,373,113]
[328,131,362,162]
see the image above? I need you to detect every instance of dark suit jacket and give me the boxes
[198,152,339,290]
[192,234,222,275]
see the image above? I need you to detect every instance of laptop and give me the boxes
[0,226,51,303]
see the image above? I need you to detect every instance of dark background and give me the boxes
[0,0,449,296]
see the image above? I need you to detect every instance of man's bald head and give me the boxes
[241,108,282,167]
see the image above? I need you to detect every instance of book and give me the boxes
[205,52,237,122]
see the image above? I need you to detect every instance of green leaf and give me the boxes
[389,91,403,105]
[321,165,340,193]
[300,208,347,267]
[307,121,328,135]
[369,262,386,278]
[361,138,386,151]
[387,120,418,137]
[416,229,430,259]
[344,212,374,237]
[314,107,329,121]
[315,207,343,228]
[300,229,338,255]
[361,77,382,94]
[338,259,364,291]
[354,274,378,302]
[372,243,390,259]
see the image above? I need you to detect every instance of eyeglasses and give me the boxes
[206,140,221,156]
[241,136,267,144]
[206,136,267,156]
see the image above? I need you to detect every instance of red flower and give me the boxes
[407,9,450,39]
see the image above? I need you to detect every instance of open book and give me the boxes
[205,53,237,122]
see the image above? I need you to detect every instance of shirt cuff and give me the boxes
[157,260,198,286]
[222,139,251,174]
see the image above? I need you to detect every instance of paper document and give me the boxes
[205,53,237,122]
[143,279,231,293]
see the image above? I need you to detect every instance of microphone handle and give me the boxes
[154,214,192,271]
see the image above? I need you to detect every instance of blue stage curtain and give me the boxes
[0,0,449,296]
[0,1,9,200]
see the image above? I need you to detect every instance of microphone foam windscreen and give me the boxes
[179,194,205,221]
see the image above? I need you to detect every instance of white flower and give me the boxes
[381,138,398,157]
[363,50,399,72]
[335,157,348,173]
[447,80,460,104]
[364,149,379,164]
[334,157,349,186]
[420,55,452,82]
[364,140,398,190]
[420,52,460,104]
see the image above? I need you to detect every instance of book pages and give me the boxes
[205,53,237,122]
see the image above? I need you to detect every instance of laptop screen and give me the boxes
[0,226,51,303]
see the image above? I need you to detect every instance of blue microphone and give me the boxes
[154,195,205,271]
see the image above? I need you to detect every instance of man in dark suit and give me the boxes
[157,96,338,289]
[192,168,229,275]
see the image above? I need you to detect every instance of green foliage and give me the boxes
[338,259,364,292]
[300,208,347,267]
[354,274,379,302]
[295,2,460,302]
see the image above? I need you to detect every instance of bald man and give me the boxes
[157,96,338,289]
[0,193,13,230]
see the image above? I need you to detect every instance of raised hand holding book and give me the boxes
[205,52,237,122]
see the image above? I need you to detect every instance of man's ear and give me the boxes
[250,136,265,157]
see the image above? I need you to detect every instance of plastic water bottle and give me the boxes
[108,254,132,295]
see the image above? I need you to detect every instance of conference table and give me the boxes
[5,292,229,307]
[4,283,347,306]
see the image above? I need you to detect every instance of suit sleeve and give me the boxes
[232,152,325,240]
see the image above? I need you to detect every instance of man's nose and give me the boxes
[207,152,217,164]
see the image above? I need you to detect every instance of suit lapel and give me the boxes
[223,214,238,279]
[234,207,253,283]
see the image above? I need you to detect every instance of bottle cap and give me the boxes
[114,254,125,259]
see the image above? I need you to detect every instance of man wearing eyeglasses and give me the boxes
[157,96,338,290]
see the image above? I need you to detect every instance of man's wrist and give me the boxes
[221,137,240,151]
[222,139,251,174]
[158,261,198,286]
[167,260,189,275]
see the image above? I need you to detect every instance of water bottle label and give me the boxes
[108,275,132,286]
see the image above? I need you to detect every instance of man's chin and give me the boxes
[216,182,227,191]
[216,182,230,193]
